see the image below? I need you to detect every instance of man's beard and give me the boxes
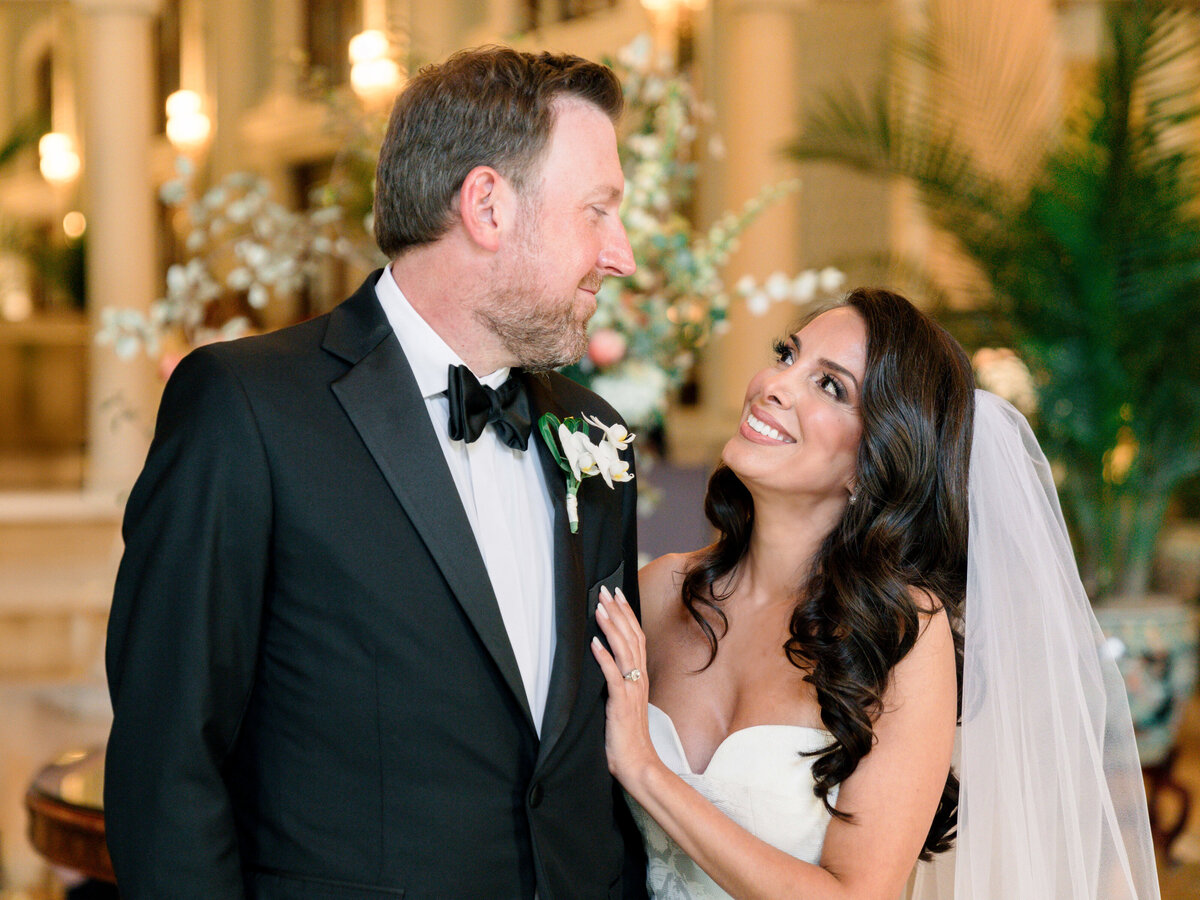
[477,230,599,373]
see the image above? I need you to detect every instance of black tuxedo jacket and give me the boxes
[105,272,647,899]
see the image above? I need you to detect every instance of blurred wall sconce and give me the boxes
[63,210,87,240]
[38,132,81,186]
[349,29,402,104]
[640,0,706,67]
[165,89,213,154]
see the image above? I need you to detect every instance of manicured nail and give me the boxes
[600,585,613,602]
[591,636,602,649]
[614,588,627,604]
[596,602,610,619]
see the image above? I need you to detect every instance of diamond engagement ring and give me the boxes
[622,668,642,682]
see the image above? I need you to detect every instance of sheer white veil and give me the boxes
[908,390,1160,899]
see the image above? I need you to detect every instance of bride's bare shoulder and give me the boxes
[638,550,704,626]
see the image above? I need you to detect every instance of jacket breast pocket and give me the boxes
[249,868,405,899]
[587,561,625,639]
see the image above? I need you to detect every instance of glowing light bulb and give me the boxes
[38,132,81,185]
[349,29,389,65]
[63,211,87,239]
[165,90,213,153]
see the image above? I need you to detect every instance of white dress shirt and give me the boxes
[375,266,557,733]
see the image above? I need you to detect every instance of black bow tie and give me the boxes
[445,364,532,451]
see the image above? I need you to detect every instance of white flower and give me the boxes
[746,290,771,316]
[617,33,653,71]
[591,439,633,487]
[591,361,670,429]
[765,271,791,301]
[160,180,187,205]
[166,264,188,296]
[558,425,600,482]
[583,413,635,450]
[227,267,253,291]
[792,270,819,303]
[818,266,846,292]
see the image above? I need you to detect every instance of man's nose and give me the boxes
[598,221,636,277]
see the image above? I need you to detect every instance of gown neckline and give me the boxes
[647,702,832,777]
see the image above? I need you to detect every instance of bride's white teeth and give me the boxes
[746,413,789,443]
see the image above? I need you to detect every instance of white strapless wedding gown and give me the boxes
[625,703,837,900]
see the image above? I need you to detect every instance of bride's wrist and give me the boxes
[619,752,670,799]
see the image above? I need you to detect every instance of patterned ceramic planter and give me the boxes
[1094,595,1199,766]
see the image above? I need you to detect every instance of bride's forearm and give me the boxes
[624,762,855,900]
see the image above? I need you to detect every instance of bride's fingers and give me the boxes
[612,589,646,656]
[596,598,636,674]
[590,636,626,691]
[599,588,644,666]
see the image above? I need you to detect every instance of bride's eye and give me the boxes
[772,339,795,366]
[817,373,846,401]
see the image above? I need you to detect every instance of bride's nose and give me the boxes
[758,368,795,409]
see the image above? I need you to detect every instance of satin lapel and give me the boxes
[524,373,588,762]
[327,291,536,734]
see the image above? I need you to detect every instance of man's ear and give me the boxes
[458,165,515,253]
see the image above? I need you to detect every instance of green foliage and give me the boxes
[0,114,87,310]
[790,0,1200,599]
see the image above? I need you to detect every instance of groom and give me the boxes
[105,48,645,899]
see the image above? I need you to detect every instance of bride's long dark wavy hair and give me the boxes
[681,287,974,859]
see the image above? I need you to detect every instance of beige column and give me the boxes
[701,0,805,431]
[207,0,254,180]
[74,0,163,495]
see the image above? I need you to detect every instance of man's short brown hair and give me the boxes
[373,46,623,259]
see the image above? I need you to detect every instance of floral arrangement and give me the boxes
[564,36,843,427]
[98,35,842,431]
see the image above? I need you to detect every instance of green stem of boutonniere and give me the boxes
[565,482,581,534]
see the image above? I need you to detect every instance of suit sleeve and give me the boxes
[105,347,271,899]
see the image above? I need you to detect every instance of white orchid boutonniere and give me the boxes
[538,412,635,533]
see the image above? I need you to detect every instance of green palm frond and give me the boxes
[789,0,1200,598]
[0,113,47,171]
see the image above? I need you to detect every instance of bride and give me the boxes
[591,287,1159,899]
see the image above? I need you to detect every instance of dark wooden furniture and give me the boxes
[25,746,114,883]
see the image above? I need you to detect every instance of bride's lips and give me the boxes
[739,406,796,445]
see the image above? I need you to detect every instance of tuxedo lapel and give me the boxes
[524,374,589,762]
[325,275,536,734]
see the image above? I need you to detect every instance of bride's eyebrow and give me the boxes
[793,336,860,391]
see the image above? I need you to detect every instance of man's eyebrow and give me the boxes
[793,336,860,390]
[589,185,623,203]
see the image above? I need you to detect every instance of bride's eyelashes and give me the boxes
[771,337,797,367]
[771,338,849,402]
[815,373,847,402]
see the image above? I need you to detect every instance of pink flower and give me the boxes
[587,328,627,368]
[158,352,184,381]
